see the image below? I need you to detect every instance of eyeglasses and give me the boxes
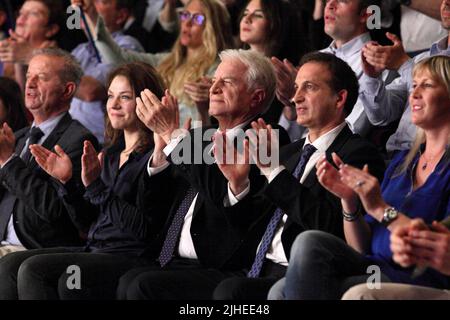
[178,11,206,26]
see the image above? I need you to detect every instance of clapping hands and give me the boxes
[30,144,73,184]
[316,153,386,216]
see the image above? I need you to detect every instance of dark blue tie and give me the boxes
[158,186,197,267]
[247,144,317,278]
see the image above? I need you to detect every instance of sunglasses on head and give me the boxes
[178,11,206,26]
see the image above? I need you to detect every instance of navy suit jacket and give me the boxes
[228,125,386,268]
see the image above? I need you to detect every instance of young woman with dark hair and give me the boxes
[0,62,171,300]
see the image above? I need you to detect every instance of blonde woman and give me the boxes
[72,0,233,127]
[268,55,450,300]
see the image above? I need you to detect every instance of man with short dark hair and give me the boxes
[212,52,385,300]
[277,0,393,140]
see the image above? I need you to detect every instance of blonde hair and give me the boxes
[397,55,450,174]
[157,0,232,107]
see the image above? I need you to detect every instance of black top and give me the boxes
[62,137,168,256]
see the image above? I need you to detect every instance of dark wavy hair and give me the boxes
[0,77,29,131]
[105,62,166,153]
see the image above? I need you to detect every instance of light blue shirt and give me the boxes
[359,36,450,153]
[70,31,144,145]
[19,112,67,158]
[280,33,393,142]
[322,33,392,137]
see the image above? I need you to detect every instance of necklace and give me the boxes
[421,155,430,171]
[421,150,444,171]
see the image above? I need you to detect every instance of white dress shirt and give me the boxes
[264,122,346,265]
[228,122,347,266]
[148,122,251,259]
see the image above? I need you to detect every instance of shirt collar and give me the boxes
[304,122,347,153]
[31,112,67,139]
[210,121,252,156]
[430,36,450,56]
[216,120,252,139]
[328,32,371,57]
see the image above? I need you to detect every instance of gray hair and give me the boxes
[218,49,276,113]
[31,48,83,86]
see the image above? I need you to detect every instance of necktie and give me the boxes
[0,127,44,240]
[247,144,317,278]
[158,186,197,267]
[22,127,44,163]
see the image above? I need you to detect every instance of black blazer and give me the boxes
[0,113,98,249]
[141,123,291,271]
[228,125,386,268]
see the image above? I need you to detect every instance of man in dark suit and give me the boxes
[212,52,386,299]
[0,47,98,257]
[113,49,290,300]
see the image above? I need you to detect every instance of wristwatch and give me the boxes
[381,207,399,227]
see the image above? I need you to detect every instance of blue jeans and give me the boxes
[270,230,390,300]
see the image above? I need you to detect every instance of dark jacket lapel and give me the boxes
[301,125,353,187]
[324,125,353,160]
[14,126,30,155]
[28,113,73,169]
[283,139,306,173]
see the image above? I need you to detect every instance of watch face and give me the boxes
[388,210,397,219]
[383,208,399,226]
